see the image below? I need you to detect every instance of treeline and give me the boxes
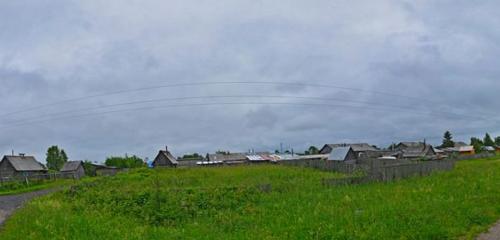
[104,155,145,168]
[440,131,500,152]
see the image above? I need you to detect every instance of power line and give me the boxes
[0,81,446,118]
[0,101,485,131]
[2,94,485,125]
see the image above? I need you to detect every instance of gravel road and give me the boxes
[0,189,58,227]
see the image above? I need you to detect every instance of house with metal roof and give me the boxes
[152,146,178,168]
[207,153,248,165]
[442,145,475,156]
[327,146,357,162]
[0,155,47,179]
[319,143,379,159]
[481,146,495,153]
[60,161,85,179]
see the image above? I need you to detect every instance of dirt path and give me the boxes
[0,188,59,227]
[477,220,500,240]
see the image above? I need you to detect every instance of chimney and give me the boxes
[165,146,168,151]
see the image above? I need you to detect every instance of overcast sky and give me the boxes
[1,0,500,163]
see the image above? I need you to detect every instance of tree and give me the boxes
[495,136,500,146]
[484,133,495,147]
[60,150,68,163]
[470,137,484,153]
[440,131,454,148]
[179,153,203,160]
[305,146,319,155]
[45,145,68,171]
[82,160,97,177]
[105,155,145,169]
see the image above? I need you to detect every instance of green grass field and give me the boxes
[1,158,499,240]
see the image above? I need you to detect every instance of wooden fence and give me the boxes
[281,158,457,184]
[368,159,455,181]
[279,159,368,174]
[0,172,79,185]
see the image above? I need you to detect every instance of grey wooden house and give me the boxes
[0,155,47,179]
[152,146,178,168]
[392,142,436,159]
[320,143,379,159]
[60,161,86,179]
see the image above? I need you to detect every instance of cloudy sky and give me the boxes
[1,0,500,163]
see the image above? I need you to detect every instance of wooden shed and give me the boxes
[152,146,178,168]
[0,155,47,179]
[60,161,86,179]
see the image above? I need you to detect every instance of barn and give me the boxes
[0,155,47,179]
[60,161,86,179]
[152,146,178,168]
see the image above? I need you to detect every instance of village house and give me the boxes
[319,143,379,159]
[60,161,86,179]
[327,146,357,162]
[0,154,47,179]
[392,142,436,159]
[481,146,496,153]
[94,164,121,176]
[152,146,178,168]
[207,152,247,165]
[442,142,475,156]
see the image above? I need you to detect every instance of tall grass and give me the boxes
[1,160,499,239]
[0,179,71,196]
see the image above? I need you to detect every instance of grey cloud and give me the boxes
[1,1,500,162]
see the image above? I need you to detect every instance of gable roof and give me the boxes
[482,146,495,151]
[156,150,178,165]
[2,155,46,172]
[323,143,378,153]
[60,161,83,172]
[328,147,352,161]
[397,142,436,158]
[454,142,469,147]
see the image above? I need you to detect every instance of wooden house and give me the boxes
[152,146,178,168]
[319,143,379,159]
[0,155,47,179]
[393,142,436,159]
[207,153,247,165]
[327,146,357,162]
[60,161,86,179]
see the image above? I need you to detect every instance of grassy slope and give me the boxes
[1,159,499,240]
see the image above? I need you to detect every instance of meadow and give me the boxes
[1,158,499,239]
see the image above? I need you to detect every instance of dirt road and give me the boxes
[477,220,500,240]
[0,189,58,227]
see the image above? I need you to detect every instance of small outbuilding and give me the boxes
[327,146,357,162]
[60,161,86,179]
[152,146,178,168]
[0,155,47,179]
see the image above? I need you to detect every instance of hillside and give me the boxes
[1,159,499,239]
